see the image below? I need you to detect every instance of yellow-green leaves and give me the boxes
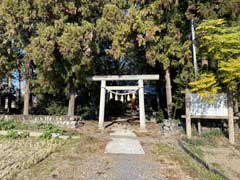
[189,73,221,97]
[191,19,240,94]
[219,58,240,90]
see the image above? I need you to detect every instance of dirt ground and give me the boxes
[201,134,240,180]
[14,121,222,180]
[184,130,240,180]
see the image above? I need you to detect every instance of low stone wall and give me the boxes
[0,115,81,129]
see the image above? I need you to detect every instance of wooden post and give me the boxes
[197,120,202,136]
[99,80,106,129]
[228,93,235,144]
[138,79,146,130]
[185,89,192,138]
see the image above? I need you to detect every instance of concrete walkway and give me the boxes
[105,128,145,155]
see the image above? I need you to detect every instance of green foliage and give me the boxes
[191,19,240,95]
[46,102,68,116]
[183,137,205,147]
[0,120,33,130]
[39,124,65,140]
[20,131,30,138]
[0,0,239,118]
[36,123,64,134]
[202,129,223,139]
[0,120,17,130]
[0,120,65,137]
[40,130,52,140]
[6,130,29,139]
[184,129,224,147]
[189,73,221,98]
[6,130,19,139]
[156,109,165,123]
[75,106,95,119]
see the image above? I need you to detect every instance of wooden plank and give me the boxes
[181,115,239,120]
[106,86,138,90]
[87,74,159,81]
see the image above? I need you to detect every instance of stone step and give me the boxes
[105,128,145,155]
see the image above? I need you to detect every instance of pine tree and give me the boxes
[0,0,38,115]
[26,1,95,116]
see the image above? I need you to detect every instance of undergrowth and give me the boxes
[183,129,224,147]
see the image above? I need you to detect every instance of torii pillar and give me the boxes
[87,75,159,130]
[138,79,146,130]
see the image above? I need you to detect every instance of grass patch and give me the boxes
[187,144,204,158]
[183,129,224,148]
[182,136,218,162]
[154,143,222,180]
[0,119,79,138]
[183,137,205,146]
[211,163,224,172]
[6,130,30,139]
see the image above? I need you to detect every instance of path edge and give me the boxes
[178,139,230,180]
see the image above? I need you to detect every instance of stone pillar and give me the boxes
[138,79,146,130]
[185,89,192,138]
[99,80,106,129]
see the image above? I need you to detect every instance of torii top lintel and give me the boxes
[87,74,159,81]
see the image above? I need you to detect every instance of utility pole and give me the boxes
[191,19,201,135]
[191,19,198,80]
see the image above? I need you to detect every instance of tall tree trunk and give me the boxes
[7,75,12,112]
[165,68,173,120]
[23,77,30,115]
[67,77,75,116]
[175,0,179,5]
[23,62,30,115]
[18,69,21,109]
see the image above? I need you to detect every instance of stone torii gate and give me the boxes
[87,75,159,130]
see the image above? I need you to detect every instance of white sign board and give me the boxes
[190,93,228,116]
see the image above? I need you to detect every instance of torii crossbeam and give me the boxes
[87,75,159,130]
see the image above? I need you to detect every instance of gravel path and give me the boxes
[16,123,209,180]
[105,128,145,155]
[102,154,165,180]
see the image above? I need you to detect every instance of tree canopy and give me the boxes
[0,0,239,117]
